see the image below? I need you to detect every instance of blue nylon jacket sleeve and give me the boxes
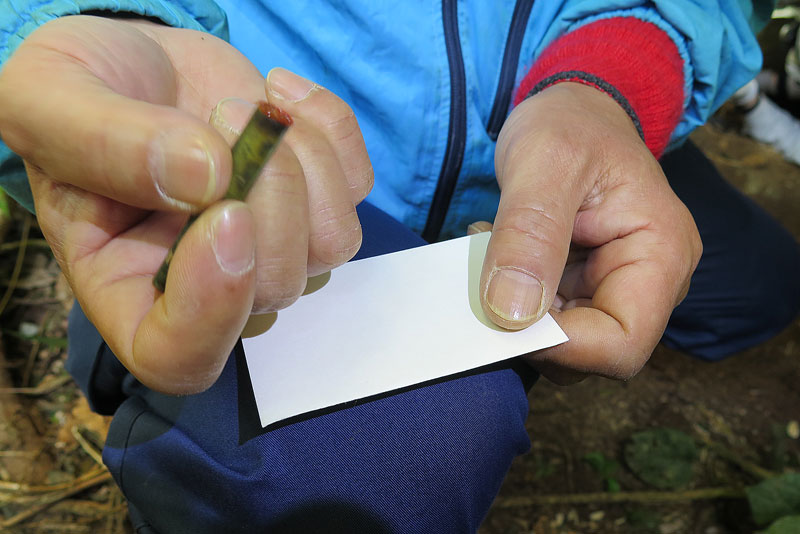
[0,0,229,211]
[538,0,774,150]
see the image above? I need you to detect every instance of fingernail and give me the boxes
[485,267,543,324]
[267,67,316,102]
[149,130,219,209]
[211,204,255,275]
[209,97,254,141]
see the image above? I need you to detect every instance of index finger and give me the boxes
[0,18,232,212]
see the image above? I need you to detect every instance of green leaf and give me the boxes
[624,428,698,489]
[0,189,10,218]
[747,473,800,526]
[759,515,800,533]
[583,451,618,477]
[583,451,621,492]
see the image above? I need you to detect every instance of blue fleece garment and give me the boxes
[0,0,771,237]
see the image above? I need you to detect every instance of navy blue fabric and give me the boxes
[66,304,132,416]
[76,202,535,533]
[662,141,800,360]
[65,157,800,532]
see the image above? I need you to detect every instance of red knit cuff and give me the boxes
[514,17,684,158]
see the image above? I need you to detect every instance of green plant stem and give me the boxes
[0,374,72,396]
[492,487,746,507]
[694,424,777,480]
[0,212,31,316]
[0,189,11,243]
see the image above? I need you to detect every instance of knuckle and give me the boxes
[253,258,307,313]
[321,107,360,144]
[690,229,703,269]
[261,167,307,199]
[611,357,646,381]
[495,203,568,258]
[607,340,650,381]
[255,159,308,203]
[661,227,701,290]
[514,126,584,173]
[311,204,362,266]
[349,165,374,202]
[289,137,330,163]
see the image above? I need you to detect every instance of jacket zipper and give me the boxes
[422,0,533,241]
[422,0,467,242]
[487,0,535,140]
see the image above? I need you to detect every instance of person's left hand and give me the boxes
[477,82,702,383]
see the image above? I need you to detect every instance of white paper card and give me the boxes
[242,232,568,428]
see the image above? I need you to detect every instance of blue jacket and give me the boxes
[0,0,770,239]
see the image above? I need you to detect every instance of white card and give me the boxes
[242,232,568,428]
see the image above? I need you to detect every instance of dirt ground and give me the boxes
[2,36,800,534]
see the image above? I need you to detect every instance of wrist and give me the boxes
[515,17,684,158]
[497,81,646,193]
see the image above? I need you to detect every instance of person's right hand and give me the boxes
[0,15,373,394]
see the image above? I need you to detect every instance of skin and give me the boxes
[478,83,701,384]
[0,16,701,393]
[0,16,371,393]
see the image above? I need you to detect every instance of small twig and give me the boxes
[23,307,58,387]
[492,486,746,508]
[0,276,59,290]
[0,358,25,369]
[15,521,91,533]
[51,499,125,517]
[1,329,69,349]
[106,488,126,534]
[0,374,72,396]
[563,443,575,493]
[0,470,112,529]
[22,337,41,387]
[10,296,64,306]
[0,190,11,236]
[0,492,42,505]
[693,424,777,480]
[0,212,31,316]
[71,426,105,467]
[0,239,50,254]
[0,466,107,494]
[0,450,39,459]
[705,151,770,169]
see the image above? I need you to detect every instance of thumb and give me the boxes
[480,187,574,330]
[481,119,581,330]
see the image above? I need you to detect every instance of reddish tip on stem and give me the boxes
[257,101,293,127]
